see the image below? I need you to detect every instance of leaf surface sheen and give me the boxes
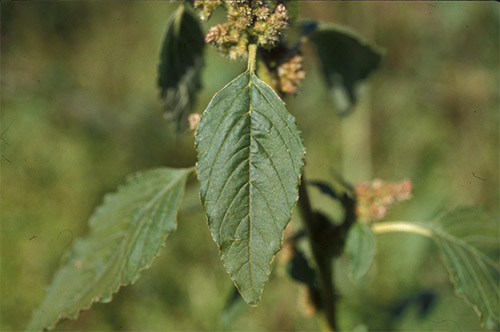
[196,71,305,305]
[27,168,192,331]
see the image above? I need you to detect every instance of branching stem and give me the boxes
[371,221,433,238]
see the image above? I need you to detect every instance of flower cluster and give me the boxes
[188,113,201,131]
[355,179,413,223]
[195,0,289,59]
[193,0,222,21]
[276,52,305,95]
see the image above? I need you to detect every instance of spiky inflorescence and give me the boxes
[196,0,289,60]
[355,179,413,223]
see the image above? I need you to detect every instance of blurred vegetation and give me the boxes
[1,2,498,331]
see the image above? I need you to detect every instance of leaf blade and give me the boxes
[429,208,500,328]
[158,5,205,129]
[196,71,305,305]
[307,22,383,114]
[345,222,376,280]
[27,168,192,331]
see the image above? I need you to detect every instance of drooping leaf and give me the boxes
[158,4,205,130]
[305,21,383,114]
[427,208,500,328]
[195,71,305,306]
[309,180,340,201]
[287,246,317,287]
[27,168,193,331]
[345,222,376,280]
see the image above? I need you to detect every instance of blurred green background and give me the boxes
[1,1,498,331]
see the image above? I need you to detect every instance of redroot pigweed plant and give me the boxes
[28,1,499,331]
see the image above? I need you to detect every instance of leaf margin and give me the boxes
[27,167,195,331]
[194,68,306,306]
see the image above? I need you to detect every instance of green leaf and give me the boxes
[428,208,500,328]
[345,222,376,280]
[306,22,383,114]
[27,168,193,331]
[195,70,305,306]
[287,246,317,287]
[158,4,205,130]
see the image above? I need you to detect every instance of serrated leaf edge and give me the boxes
[28,168,193,332]
[194,70,305,306]
[427,223,500,328]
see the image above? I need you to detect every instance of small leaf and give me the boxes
[428,208,500,328]
[287,247,317,287]
[27,168,193,331]
[158,4,205,130]
[196,71,305,306]
[306,22,383,114]
[345,222,376,280]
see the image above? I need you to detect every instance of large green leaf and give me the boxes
[195,71,305,306]
[27,168,192,331]
[345,222,376,280]
[158,4,205,130]
[306,22,383,114]
[428,208,500,328]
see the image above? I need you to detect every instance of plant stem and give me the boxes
[371,221,433,238]
[247,44,257,73]
[298,171,338,331]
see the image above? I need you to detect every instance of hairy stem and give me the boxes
[371,221,433,238]
[298,171,337,331]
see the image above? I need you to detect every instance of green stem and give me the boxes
[371,221,433,238]
[298,171,337,331]
[247,44,257,73]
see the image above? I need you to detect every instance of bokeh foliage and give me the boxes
[1,2,498,331]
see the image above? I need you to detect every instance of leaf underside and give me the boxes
[158,5,205,130]
[426,208,500,328]
[345,222,376,280]
[308,23,382,114]
[27,168,192,331]
[196,71,305,305]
